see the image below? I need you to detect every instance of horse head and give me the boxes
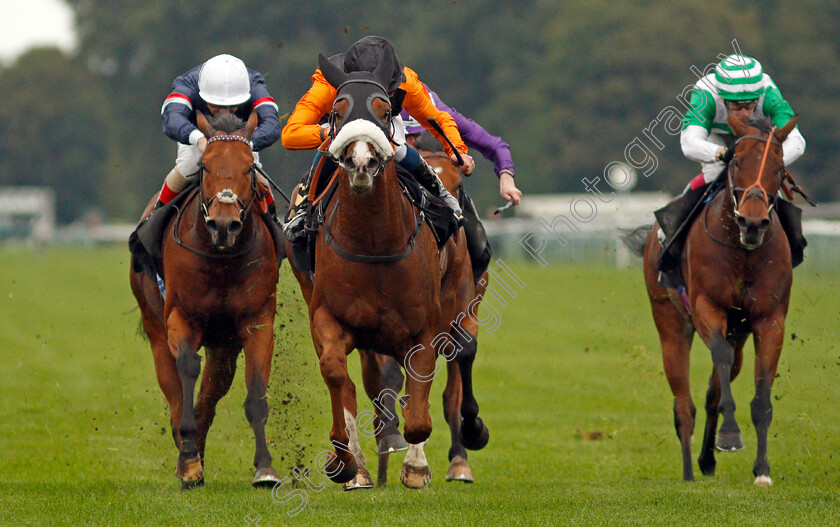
[195,111,259,249]
[727,113,797,248]
[318,50,396,194]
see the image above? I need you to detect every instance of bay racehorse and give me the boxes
[368,139,490,486]
[285,50,488,489]
[623,113,798,485]
[129,111,281,489]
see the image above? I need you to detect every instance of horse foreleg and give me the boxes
[750,313,785,486]
[443,361,473,483]
[168,307,204,489]
[341,373,374,490]
[698,337,745,476]
[240,314,280,488]
[312,308,357,484]
[194,347,238,465]
[402,335,436,445]
[693,297,743,453]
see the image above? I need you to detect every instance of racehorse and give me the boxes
[622,113,798,485]
[284,50,488,489]
[368,137,490,486]
[129,111,281,489]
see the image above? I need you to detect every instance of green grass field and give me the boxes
[1,246,839,526]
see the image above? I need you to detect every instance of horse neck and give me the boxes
[331,162,414,251]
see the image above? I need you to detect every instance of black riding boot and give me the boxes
[654,182,713,287]
[461,192,492,284]
[775,198,807,267]
[410,158,462,218]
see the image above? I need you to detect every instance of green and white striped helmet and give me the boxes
[715,54,766,101]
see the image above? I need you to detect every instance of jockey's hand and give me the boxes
[197,136,208,153]
[499,170,522,205]
[451,152,475,176]
[715,146,727,161]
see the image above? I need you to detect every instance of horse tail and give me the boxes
[618,225,652,257]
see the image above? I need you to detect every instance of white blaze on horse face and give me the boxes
[348,141,376,192]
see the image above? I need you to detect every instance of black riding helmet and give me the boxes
[326,36,406,93]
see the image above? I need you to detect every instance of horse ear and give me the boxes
[728,111,750,137]
[774,115,798,143]
[318,53,347,89]
[243,111,259,139]
[196,112,215,137]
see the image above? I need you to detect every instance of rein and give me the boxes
[728,130,781,216]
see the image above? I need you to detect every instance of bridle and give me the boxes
[727,127,783,218]
[172,133,263,259]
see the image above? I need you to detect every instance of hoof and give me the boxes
[326,456,358,484]
[343,467,374,491]
[715,430,744,452]
[459,417,490,451]
[754,475,773,487]
[400,463,432,489]
[181,477,205,490]
[445,455,474,483]
[176,455,204,489]
[378,433,409,454]
[252,467,282,488]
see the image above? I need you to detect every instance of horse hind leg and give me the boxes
[341,375,374,491]
[654,299,697,481]
[359,351,407,487]
[193,347,238,466]
[452,318,489,451]
[443,361,473,483]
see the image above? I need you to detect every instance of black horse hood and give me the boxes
[325,36,406,93]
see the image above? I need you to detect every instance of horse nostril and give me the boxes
[344,157,356,170]
[206,219,219,234]
[366,159,379,172]
[760,218,770,229]
[736,216,747,228]
[229,220,242,236]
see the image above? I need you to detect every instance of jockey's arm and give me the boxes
[763,86,806,166]
[247,71,281,152]
[401,69,467,159]
[161,70,203,146]
[680,125,722,164]
[281,71,337,151]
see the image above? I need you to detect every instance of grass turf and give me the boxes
[0,246,838,525]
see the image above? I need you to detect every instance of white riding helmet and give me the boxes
[198,54,251,106]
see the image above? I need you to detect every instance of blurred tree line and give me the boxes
[0,0,837,223]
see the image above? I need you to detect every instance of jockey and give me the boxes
[281,36,475,238]
[657,54,807,282]
[157,54,281,213]
[401,87,522,282]
[680,54,805,190]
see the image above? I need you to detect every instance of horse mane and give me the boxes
[208,113,246,134]
[413,130,443,152]
[744,116,774,136]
